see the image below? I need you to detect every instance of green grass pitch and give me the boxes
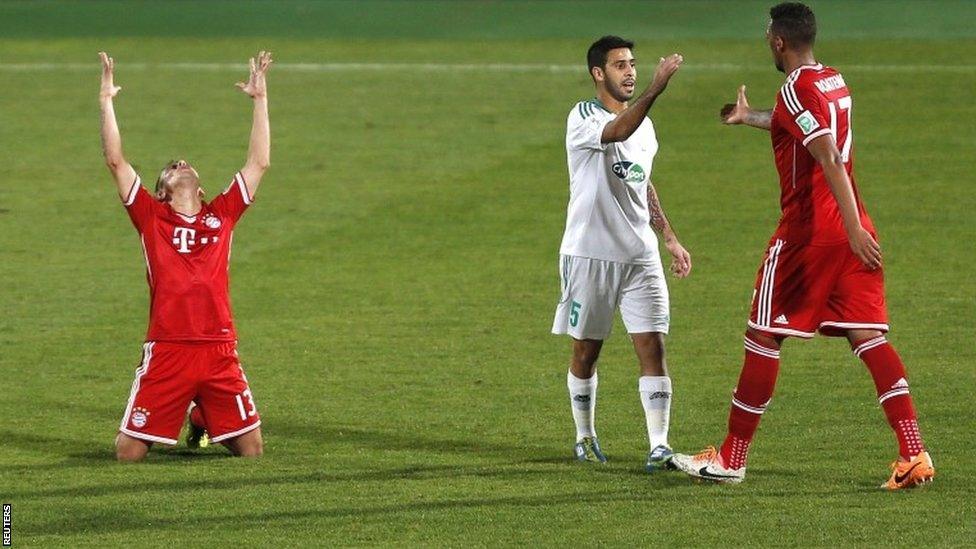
[1,1,974,545]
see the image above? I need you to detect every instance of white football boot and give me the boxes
[671,446,745,484]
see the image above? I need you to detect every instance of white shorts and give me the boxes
[552,254,670,340]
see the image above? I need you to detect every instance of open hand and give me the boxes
[665,238,692,278]
[720,85,752,124]
[650,53,683,95]
[849,227,882,270]
[236,51,273,98]
[98,52,121,99]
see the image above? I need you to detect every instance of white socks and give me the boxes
[567,371,597,442]
[568,372,671,448]
[639,376,672,450]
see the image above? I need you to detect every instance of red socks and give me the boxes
[852,336,925,460]
[719,336,781,470]
[717,333,925,469]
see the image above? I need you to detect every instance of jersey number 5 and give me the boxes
[570,301,581,328]
[827,95,853,163]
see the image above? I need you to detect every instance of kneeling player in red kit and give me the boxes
[670,3,934,489]
[99,51,273,461]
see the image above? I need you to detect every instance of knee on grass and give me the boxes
[224,429,264,457]
[115,434,150,462]
[233,444,263,458]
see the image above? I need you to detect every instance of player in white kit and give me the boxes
[552,36,691,471]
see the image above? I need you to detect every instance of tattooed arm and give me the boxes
[733,108,773,130]
[720,85,772,131]
[648,182,692,278]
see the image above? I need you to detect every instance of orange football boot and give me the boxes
[882,451,934,490]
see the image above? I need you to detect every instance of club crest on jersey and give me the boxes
[611,161,646,184]
[203,214,221,229]
[130,407,150,428]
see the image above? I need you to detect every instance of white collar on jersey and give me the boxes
[789,62,824,76]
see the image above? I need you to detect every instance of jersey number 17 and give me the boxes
[827,95,853,163]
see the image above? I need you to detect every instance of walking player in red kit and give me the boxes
[99,51,272,461]
[671,3,934,489]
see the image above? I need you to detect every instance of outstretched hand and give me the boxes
[236,51,273,98]
[720,85,751,124]
[99,52,121,99]
[649,53,684,94]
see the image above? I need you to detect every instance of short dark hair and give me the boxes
[587,35,634,74]
[769,2,817,47]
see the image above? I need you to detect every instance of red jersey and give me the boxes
[771,63,875,245]
[122,173,252,343]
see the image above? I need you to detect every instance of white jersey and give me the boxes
[559,98,660,265]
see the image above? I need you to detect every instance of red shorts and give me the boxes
[119,341,261,445]
[748,237,888,339]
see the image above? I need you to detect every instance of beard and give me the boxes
[607,80,635,103]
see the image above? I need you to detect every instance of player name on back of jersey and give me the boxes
[814,74,847,94]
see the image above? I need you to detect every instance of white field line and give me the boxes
[0,62,973,73]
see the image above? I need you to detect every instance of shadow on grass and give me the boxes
[1,421,604,502]
[2,417,553,469]
[28,470,887,539]
[151,448,234,460]
[68,447,233,461]
[270,421,554,457]
[0,428,236,475]
[5,461,569,500]
[0,429,110,467]
[26,488,662,537]
[2,423,821,506]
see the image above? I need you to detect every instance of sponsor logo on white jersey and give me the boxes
[611,161,646,184]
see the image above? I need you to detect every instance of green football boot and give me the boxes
[645,444,676,473]
[574,437,608,463]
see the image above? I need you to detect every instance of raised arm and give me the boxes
[720,85,773,130]
[99,52,137,199]
[648,182,692,278]
[806,135,882,269]
[601,54,683,143]
[236,51,273,197]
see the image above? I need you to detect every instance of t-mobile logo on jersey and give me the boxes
[172,227,197,253]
